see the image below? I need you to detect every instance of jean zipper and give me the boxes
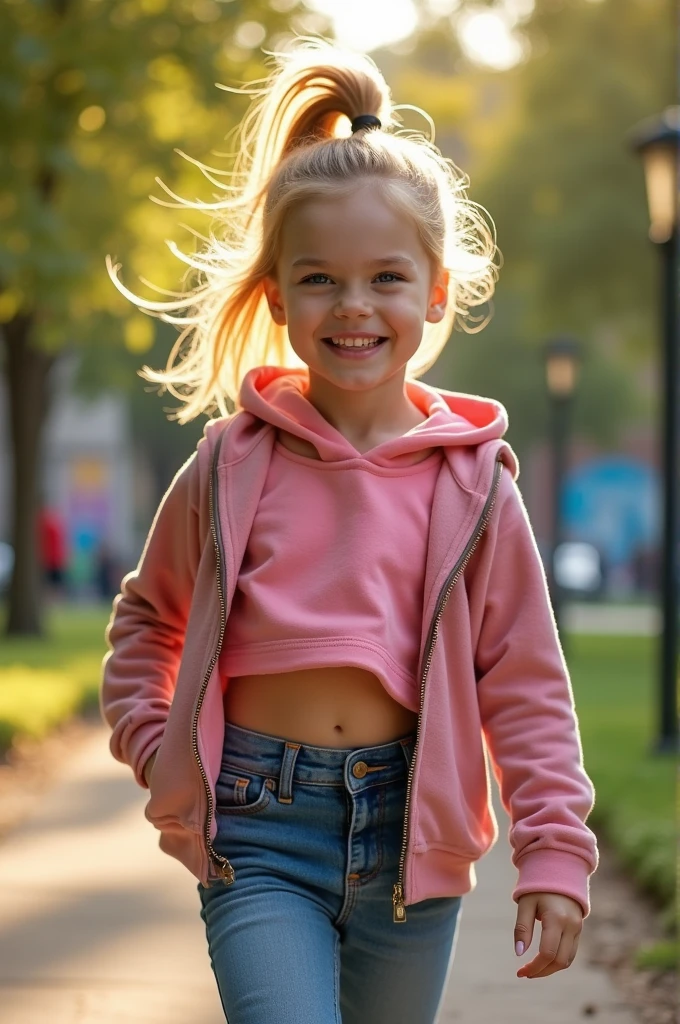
[191,428,234,885]
[392,456,504,923]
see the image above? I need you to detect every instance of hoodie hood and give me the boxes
[239,365,515,473]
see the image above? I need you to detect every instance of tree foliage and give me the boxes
[0,0,326,633]
[470,0,673,345]
[0,0,321,352]
[382,0,673,459]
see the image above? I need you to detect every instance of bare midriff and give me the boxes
[223,666,418,748]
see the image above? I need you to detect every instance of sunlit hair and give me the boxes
[107,38,500,422]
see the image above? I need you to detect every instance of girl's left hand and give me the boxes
[513,892,584,979]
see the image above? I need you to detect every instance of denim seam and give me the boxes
[219,764,277,779]
[333,928,341,1024]
[336,784,359,928]
[335,876,359,929]
[219,768,374,787]
[348,778,399,794]
[297,776,405,790]
[218,776,406,789]
[354,784,386,886]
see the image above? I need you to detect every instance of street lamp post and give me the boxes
[630,106,680,755]
[544,335,581,646]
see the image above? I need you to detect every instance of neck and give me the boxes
[304,370,425,448]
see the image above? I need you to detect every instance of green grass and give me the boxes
[634,940,680,972]
[568,633,676,932]
[0,604,110,753]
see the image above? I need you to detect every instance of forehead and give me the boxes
[277,183,428,267]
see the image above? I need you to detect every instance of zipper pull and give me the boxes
[392,883,407,923]
[216,858,235,885]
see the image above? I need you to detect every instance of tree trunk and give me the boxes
[2,314,55,636]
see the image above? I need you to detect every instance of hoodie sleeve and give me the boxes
[100,447,204,788]
[467,469,598,916]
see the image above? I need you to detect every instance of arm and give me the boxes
[466,470,598,916]
[100,449,204,788]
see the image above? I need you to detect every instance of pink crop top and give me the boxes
[220,442,443,711]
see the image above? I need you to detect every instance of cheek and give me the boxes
[389,292,428,324]
[288,293,326,323]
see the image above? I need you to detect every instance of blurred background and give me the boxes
[0,0,674,617]
[0,0,677,1000]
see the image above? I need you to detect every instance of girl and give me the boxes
[101,40,598,1024]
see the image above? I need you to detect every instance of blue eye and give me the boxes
[301,274,332,284]
[374,272,402,283]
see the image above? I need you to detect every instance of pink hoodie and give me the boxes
[221,369,449,712]
[101,365,598,919]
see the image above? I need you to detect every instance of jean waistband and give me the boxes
[221,721,415,790]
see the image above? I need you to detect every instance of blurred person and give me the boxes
[95,539,121,602]
[100,41,598,1024]
[631,543,660,595]
[37,505,67,599]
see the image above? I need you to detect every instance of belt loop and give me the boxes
[278,742,300,803]
[400,736,414,770]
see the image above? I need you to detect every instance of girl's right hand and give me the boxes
[143,751,158,788]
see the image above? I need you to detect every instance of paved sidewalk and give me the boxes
[0,726,637,1023]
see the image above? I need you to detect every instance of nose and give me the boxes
[333,286,373,319]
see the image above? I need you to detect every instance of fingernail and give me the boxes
[515,941,525,956]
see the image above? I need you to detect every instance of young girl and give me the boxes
[101,40,598,1024]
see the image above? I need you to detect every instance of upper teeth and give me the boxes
[329,336,381,347]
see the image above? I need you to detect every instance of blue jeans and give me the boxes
[198,722,463,1024]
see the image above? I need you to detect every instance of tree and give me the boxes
[0,0,321,634]
[469,0,674,344]
[378,0,673,463]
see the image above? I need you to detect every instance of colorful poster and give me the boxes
[563,458,660,568]
[67,457,111,588]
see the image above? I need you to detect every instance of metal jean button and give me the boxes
[352,761,368,779]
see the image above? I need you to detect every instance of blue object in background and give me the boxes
[562,457,660,567]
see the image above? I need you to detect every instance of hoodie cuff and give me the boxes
[512,849,593,918]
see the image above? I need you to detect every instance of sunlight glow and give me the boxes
[310,0,528,68]
[307,0,418,52]
[458,9,525,70]
[424,0,462,15]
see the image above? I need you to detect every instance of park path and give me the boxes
[0,723,638,1024]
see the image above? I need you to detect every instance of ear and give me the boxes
[425,268,449,324]
[262,275,287,326]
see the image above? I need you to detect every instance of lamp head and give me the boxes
[629,106,680,244]
[544,335,581,398]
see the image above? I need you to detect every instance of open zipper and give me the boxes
[191,428,234,885]
[392,455,504,922]
[194,435,504,895]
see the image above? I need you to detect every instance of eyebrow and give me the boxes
[291,256,417,269]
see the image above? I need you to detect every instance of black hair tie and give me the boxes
[351,114,382,134]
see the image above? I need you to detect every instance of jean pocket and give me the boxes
[215,766,275,815]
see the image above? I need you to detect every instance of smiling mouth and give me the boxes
[322,336,389,349]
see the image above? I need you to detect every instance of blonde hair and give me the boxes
[107,39,499,423]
